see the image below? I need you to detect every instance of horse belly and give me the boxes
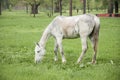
[63,27,79,39]
[63,34,79,39]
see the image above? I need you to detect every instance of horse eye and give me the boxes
[37,51,40,53]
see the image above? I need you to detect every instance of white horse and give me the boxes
[35,14,100,64]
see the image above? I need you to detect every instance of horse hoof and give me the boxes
[54,58,58,62]
[62,60,66,63]
[91,60,96,64]
[77,59,81,64]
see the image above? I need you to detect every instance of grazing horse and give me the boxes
[35,14,100,64]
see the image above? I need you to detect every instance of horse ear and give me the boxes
[35,42,40,47]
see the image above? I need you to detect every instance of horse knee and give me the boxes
[54,50,57,54]
[54,45,58,53]
[82,46,88,53]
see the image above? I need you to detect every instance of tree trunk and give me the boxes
[51,0,54,16]
[115,1,118,13]
[30,2,40,17]
[59,0,62,15]
[0,2,1,15]
[83,0,86,14]
[108,1,113,14]
[26,3,29,14]
[69,0,72,16]
[87,0,90,13]
[54,0,59,12]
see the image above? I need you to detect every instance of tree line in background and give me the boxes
[0,0,119,16]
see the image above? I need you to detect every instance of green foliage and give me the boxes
[0,11,120,80]
[1,0,119,13]
[9,0,18,6]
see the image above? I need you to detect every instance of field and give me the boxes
[0,11,120,80]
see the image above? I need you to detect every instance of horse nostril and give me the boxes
[37,51,40,53]
[37,50,41,53]
[35,60,39,64]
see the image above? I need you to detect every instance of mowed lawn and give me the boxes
[0,11,120,80]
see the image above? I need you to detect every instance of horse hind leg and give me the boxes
[89,33,98,64]
[77,36,88,63]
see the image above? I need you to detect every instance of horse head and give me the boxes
[34,43,45,63]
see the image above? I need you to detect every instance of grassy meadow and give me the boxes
[0,11,120,80]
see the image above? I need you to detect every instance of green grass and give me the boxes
[0,11,120,80]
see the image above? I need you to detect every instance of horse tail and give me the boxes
[89,15,100,53]
[88,15,100,63]
[94,16,100,39]
[90,15,100,37]
[94,16,100,49]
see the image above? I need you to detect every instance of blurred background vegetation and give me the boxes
[0,0,120,17]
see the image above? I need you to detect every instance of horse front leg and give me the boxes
[77,36,88,64]
[54,39,58,61]
[56,37,66,63]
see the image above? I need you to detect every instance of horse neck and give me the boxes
[39,27,51,48]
